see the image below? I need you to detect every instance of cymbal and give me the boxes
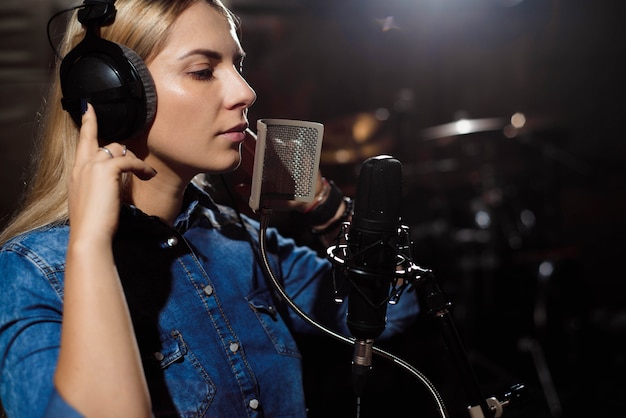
[421,117,507,142]
[420,114,557,144]
[320,110,395,164]
[404,115,543,188]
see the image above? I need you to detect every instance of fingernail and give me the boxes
[80,99,88,115]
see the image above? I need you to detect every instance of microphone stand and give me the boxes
[328,223,526,417]
[399,225,526,417]
[409,263,493,418]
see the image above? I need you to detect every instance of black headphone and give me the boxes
[59,0,157,144]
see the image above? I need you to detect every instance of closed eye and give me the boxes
[189,68,214,81]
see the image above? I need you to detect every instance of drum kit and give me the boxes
[320,107,580,294]
[320,110,551,247]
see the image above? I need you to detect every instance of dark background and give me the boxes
[2,0,625,417]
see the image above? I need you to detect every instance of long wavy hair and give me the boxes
[0,0,237,245]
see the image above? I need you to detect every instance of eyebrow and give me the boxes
[178,48,246,62]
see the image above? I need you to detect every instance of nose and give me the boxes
[226,69,257,110]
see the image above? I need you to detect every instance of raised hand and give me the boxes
[68,102,156,244]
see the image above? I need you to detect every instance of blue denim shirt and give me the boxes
[0,184,418,417]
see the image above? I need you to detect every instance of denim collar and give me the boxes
[123,182,219,234]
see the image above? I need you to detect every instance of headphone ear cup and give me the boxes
[117,43,157,133]
[60,35,157,143]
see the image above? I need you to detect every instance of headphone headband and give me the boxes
[77,0,117,28]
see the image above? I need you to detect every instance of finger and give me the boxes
[111,148,157,180]
[98,146,115,159]
[91,143,155,180]
[97,143,127,159]
[76,101,99,161]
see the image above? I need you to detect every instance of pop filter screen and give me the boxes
[249,119,324,212]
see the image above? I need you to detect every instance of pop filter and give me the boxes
[249,119,324,212]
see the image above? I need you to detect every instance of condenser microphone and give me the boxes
[346,155,403,396]
[249,119,324,212]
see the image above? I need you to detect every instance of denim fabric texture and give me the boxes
[0,184,419,417]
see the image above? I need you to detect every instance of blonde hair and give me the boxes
[0,0,236,245]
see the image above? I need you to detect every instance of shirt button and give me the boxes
[161,236,178,248]
[153,352,165,361]
[229,342,240,353]
[203,284,214,296]
[248,398,260,410]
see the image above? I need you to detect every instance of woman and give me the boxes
[0,0,418,416]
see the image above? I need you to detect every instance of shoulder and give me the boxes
[0,223,69,275]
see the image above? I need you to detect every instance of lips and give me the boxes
[221,123,248,142]
[223,123,248,134]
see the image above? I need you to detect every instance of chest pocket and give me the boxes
[248,290,301,358]
[144,330,216,417]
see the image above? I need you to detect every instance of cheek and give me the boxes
[147,96,200,159]
[153,85,199,136]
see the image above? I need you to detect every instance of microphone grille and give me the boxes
[249,119,324,211]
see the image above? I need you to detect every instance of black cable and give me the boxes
[216,174,448,417]
[47,5,85,61]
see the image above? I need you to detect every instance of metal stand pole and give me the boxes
[412,266,493,418]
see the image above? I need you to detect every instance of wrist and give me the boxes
[310,196,353,236]
[302,177,331,214]
[305,179,345,226]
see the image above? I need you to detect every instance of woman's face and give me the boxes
[143,2,256,181]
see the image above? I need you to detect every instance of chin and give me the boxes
[213,152,242,174]
[229,152,243,171]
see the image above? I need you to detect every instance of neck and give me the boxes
[127,172,189,226]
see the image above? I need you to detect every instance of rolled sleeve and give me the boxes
[43,388,83,418]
